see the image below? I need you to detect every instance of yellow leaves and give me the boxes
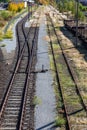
[36,0,56,5]
[37,0,49,5]
[8,2,24,13]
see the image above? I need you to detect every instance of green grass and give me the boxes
[3,30,13,39]
[57,63,74,87]
[64,94,81,105]
[0,37,3,41]
[33,96,42,106]
[75,110,86,117]
[49,55,55,72]
[0,30,13,41]
[82,92,87,100]
[0,10,13,21]
[0,31,3,41]
[52,43,60,50]
[55,116,66,127]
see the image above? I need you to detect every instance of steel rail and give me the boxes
[0,13,31,118]
[47,12,87,129]
[49,14,87,114]
[46,15,71,130]
[18,16,40,130]
[0,9,38,130]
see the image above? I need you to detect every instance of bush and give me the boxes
[0,21,6,27]
[17,3,24,12]
[78,10,85,21]
[0,11,12,20]
[8,2,24,13]
[3,30,13,39]
[57,0,86,21]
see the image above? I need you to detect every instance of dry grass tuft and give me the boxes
[43,35,50,42]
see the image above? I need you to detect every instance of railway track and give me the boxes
[46,12,87,130]
[0,11,40,130]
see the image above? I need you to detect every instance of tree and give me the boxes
[0,0,10,3]
[34,0,56,5]
[57,0,85,21]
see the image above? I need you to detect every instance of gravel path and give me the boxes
[35,11,56,130]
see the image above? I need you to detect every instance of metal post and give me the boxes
[31,3,32,17]
[28,2,29,20]
[76,0,79,47]
[27,2,29,20]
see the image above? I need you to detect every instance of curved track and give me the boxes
[0,12,39,130]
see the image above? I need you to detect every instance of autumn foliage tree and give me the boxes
[35,0,56,5]
[8,2,24,13]
[36,0,49,5]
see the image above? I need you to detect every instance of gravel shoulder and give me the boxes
[35,8,56,130]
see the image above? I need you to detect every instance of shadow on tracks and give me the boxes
[59,26,87,63]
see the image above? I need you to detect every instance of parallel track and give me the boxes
[46,13,87,130]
